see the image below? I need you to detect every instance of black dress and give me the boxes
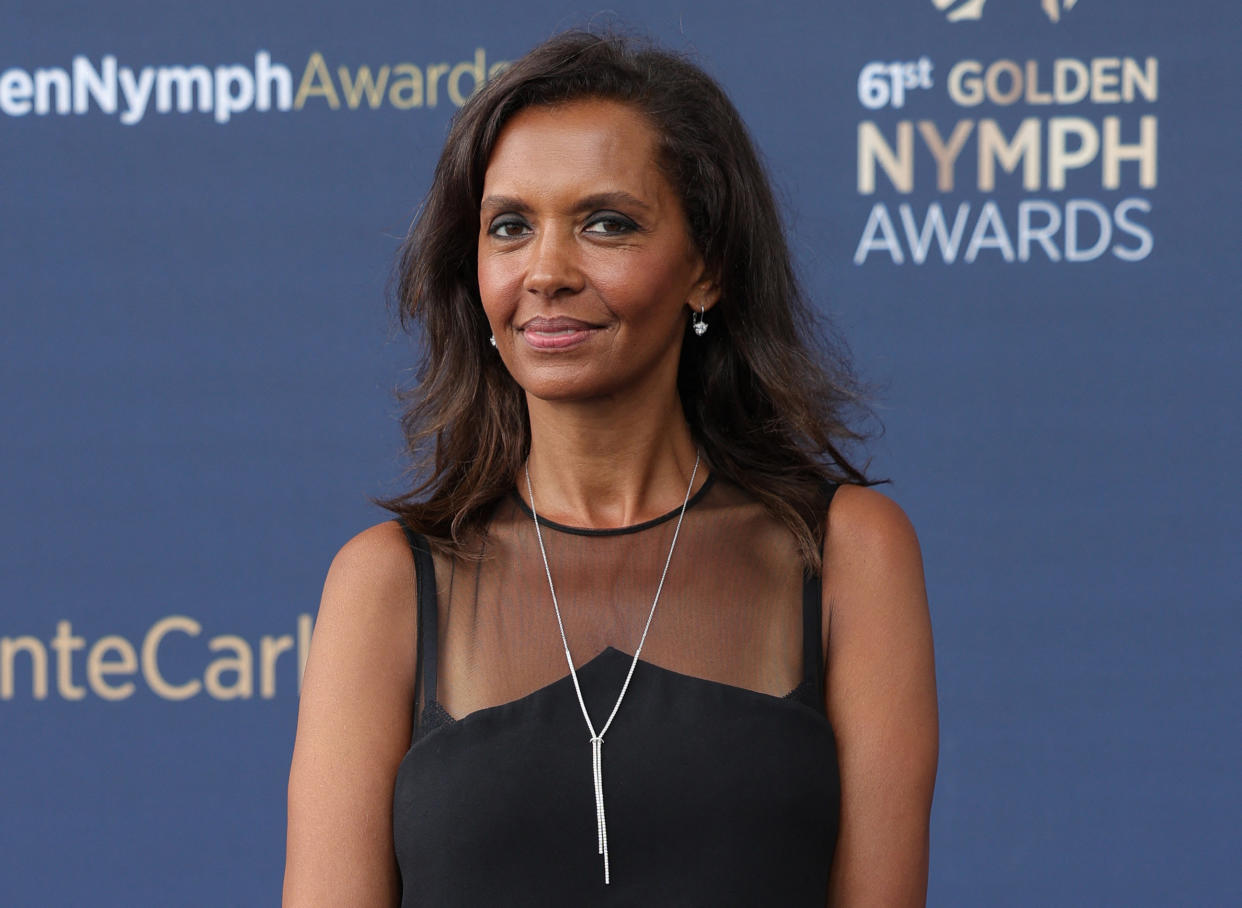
[392,475,840,906]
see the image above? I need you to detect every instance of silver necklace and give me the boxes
[524,452,701,886]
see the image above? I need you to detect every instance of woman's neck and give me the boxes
[522,391,704,529]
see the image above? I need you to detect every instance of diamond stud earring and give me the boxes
[489,335,497,347]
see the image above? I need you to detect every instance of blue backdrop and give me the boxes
[3,1,1239,904]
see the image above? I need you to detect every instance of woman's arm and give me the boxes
[822,485,939,907]
[283,521,418,907]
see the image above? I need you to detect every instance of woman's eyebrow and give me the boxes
[480,194,531,215]
[573,191,653,213]
[479,190,653,215]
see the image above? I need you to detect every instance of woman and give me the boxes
[284,29,937,907]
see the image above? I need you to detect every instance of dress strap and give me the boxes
[800,481,841,702]
[396,520,439,729]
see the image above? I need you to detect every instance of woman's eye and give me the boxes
[584,213,637,235]
[488,218,529,238]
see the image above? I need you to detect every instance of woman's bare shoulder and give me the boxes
[820,482,931,665]
[303,516,421,716]
[825,483,921,558]
[296,516,423,769]
[303,519,423,694]
[323,519,418,610]
[822,483,925,607]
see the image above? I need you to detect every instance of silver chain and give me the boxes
[524,452,701,886]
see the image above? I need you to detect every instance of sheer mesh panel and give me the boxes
[414,475,813,728]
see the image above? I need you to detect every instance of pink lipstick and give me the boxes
[519,316,601,350]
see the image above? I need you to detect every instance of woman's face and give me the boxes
[477,97,717,404]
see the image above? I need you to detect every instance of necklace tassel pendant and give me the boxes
[525,454,699,889]
[591,735,610,884]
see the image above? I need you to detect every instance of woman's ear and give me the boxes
[687,270,722,314]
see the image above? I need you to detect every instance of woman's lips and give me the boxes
[519,316,601,350]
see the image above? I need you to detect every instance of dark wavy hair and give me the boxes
[374,28,884,572]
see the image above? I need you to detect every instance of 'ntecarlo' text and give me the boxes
[0,49,509,125]
[1,615,313,701]
[853,55,1159,265]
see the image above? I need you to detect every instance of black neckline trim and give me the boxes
[510,472,717,537]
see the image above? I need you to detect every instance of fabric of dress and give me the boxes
[392,474,841,907]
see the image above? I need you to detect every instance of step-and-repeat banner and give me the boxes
[3,1,1238,904]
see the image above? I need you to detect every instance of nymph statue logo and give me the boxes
[932,0,1079,22]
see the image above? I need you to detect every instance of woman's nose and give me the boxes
[523,227,584,299]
